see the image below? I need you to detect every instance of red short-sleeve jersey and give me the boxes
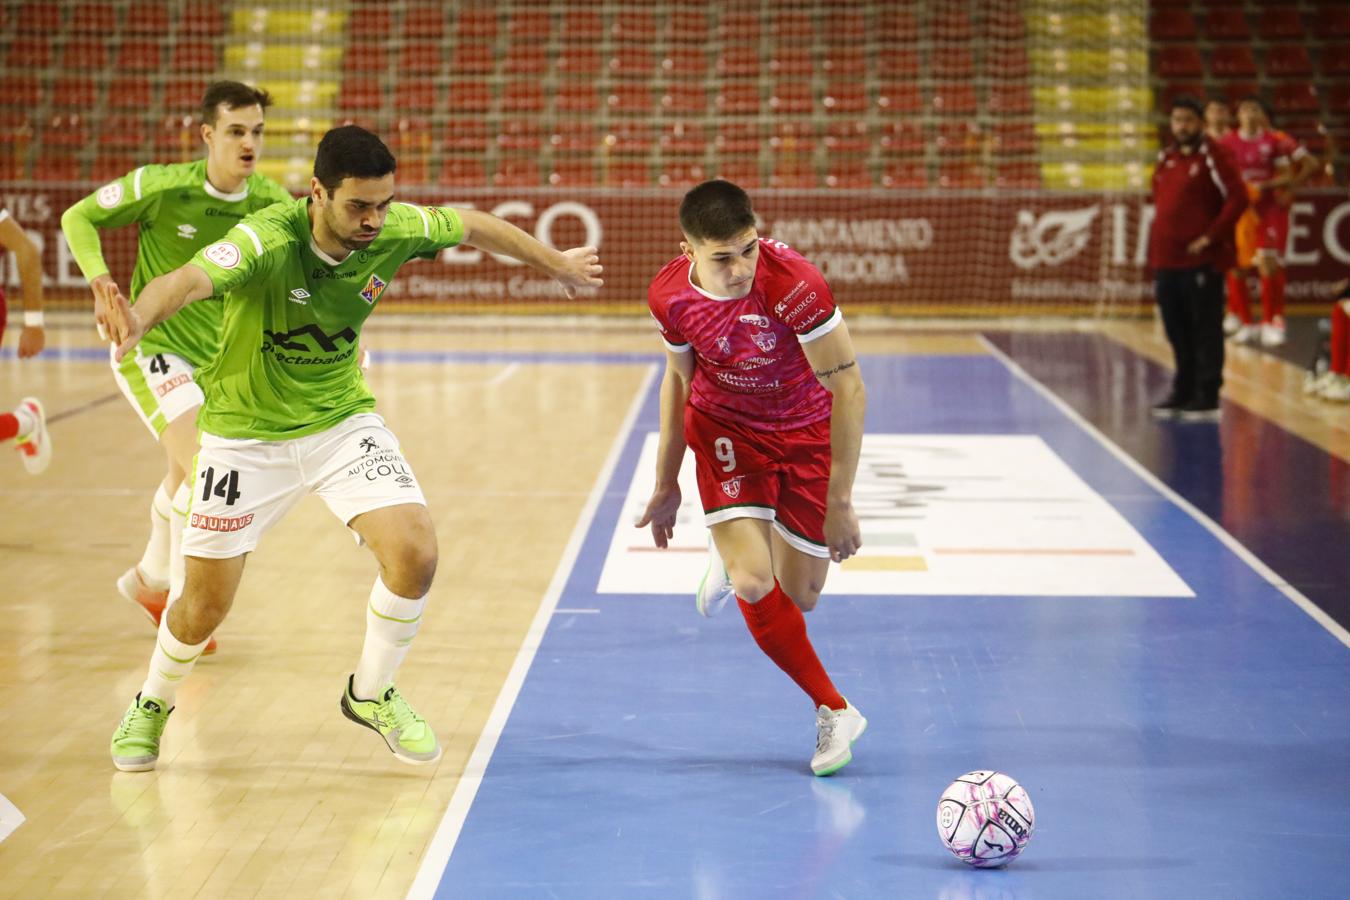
[1219,128,1306,212]
[647,238,842,431]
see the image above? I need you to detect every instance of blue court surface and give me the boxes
[410,340,1350,900]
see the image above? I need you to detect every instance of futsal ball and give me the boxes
[935,770,1035,868]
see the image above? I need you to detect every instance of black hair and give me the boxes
[679,179,756,242]
[201,80,272,126]
[313,125,397,194]
[1170,95,1205,119]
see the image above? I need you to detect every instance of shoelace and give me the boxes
[377,689,421,733]
[117,705,160,741]
[816,714,837,754]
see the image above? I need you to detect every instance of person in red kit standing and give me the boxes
[1149,96,1248,422]
[636,180,867,776]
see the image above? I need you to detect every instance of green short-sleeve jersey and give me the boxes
[189,197,464,440]
[70,160,291,365]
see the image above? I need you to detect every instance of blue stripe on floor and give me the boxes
[424,353,1350,899]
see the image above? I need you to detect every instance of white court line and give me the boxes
[485,362,521,387]
[407,363,658,900]
[979,335,1350,649]
[0,792,25,844]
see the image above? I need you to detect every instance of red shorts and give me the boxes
[1237,204,1289,267]
[683,403,831,558]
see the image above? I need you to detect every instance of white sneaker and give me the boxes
[1304,370,1333,396]
[695,536,734,617]
[1232,324,1259,344]
[1321,374,1350,403]
[1222,312,1241,336]
[13,397,50,474]
[1260,322,1287,347]
[811,701,867,776]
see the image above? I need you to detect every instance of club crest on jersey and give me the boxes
[715,336,731,356]
[360,273,387,304]
[96,182,124,208]
[721,476,743,499]
[739,314,771,328]
[751,331,777,352]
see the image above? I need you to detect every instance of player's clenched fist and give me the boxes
[555,246,603,299]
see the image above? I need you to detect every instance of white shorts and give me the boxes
[182,413,427,559]
[111,344,205,438]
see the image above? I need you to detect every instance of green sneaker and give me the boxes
[340,676,441,765]
[110,693,172,772]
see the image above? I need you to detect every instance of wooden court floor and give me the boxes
[0,315,1342,898]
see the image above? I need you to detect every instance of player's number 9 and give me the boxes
[714,437,736,473]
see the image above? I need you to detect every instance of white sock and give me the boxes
[141,613,210,706]
[12,403,37,436]
[352,577,427,700]
[136,485,173,588]
[165,483,190,605]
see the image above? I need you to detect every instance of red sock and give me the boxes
[1259,271,1286,322]
[737,580,846,711]
[0,413,18,442]
[1332,303,1349,375]
[1226,272,1252,324]
[1272,268,1287,319]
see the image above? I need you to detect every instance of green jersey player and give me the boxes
[62,82,291,649]
[104,125,603,770]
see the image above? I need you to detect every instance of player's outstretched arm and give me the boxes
[635,348,694,548]
[108,264,215,362]
[803,321,866,563]
[455,209,603,298]
[0,215,45,358]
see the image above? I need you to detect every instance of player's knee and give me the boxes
[792,589,821,612]
[729,571,775,603]
[385,540,438,597]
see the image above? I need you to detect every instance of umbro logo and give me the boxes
[176,223,197,240]
[289,288,310,305]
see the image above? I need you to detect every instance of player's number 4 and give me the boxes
[199,466,242,506]
[714,437,736,473]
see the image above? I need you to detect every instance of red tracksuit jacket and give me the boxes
[1148,139,1247,271]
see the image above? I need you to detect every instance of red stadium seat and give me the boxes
[986,10,1026,40]
[445,82,490,114]
[50,77,99,109]
[878,120,926,156]
[936,121,981,156]
[1210,45,1257,78]
[1265,45,1312,79]
[437,156,486,186]
[6,38,53,69]
[770,163,820,190]
[33,153,81,182]
[877,50,921,79]
[825,161,872,189]
[358,5,392,38]
[117,39,163,73]
[715,122,763,156]
[69,2,117,34]
[938,161,986,189]
[388,116,433,156]
[607,122,654,154]
[508,12,550,39]
[503,44,547,76]
[394,82,440,113]
[14,1,62,33]
[991,121,1037,156]
[338,77,382,113]
[604,162,650,188]
[932,82,977,115]
[983,46,1030,80]
[606,83,653,115]
[41,114,87,148]
[1204,9,1251,41]
[932,47,975,79]
[449,42,494,75]
[455,10,496,40]
[168,40,218,74]
[715,160,761,189]
[715,83,761,115]
[501,81,545,113]
[550,120,599,152]
[880,161,928,189]
[91,153,140,183]
[154,114,200,153]
[180,1,223,36]
[769,81,814,115]
[442,119,491,153]
[394,156,430,185]
[560,10,603,42]
[1319,3,1350,38]
[659,120,708,155]
[665,9,710,44]
[718,12,761,43]
[658,162,707,188]
[1212,80,1257,106]
[988,83,1032,116]
[1150,9,1196,40]
[1320,44,1350,77]
[124,1,169,35]
[0,76,41,108]
[932,10,973,42]
[1158,81,1206,112]
[0,112,35,147]
[555,83,600,114]
[772,11,815,42]
[1256,7,1304,40]
[1156,46,1204,78]
[106,76,154,111]
[823,83,867,115]
[402,41,443,76]
[821,48,866,77]
[493,157,540,188]
[1326,85,1350,115]
[825,13,866,47]
[549,159,596,188]
[1272,82,1319,114]
[770,47,815,77]
[877,81,924,114]
[609,47,655,79]
[490,118,539,152]
[98,114,148,149]
[611,11,656,43]
[717,47,762,77]
[556,47,602,77]
[770,120,817,153]
[346,45,387,73]
[65,37,110,70]
[995,162,1042,189]
[877,10,919,42]
[662,47,708,78]
[403,4,446,40]
[824,120,870,155]
[661,84,708,114]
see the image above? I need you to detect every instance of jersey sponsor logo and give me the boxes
[739,314,771,328]
[715,336,731,356]
[774,279,810,314]
[359,437,378,453]
[780,292,820,325]
[288,288,310,305]
[750,331,777,353]
[347,448,416,487]
[176,223,198,240]
[721,476,743,499]
[262,324,358,354]
[204,241,242,269]
[154,373,191,397]
[96,182,124,208]
[360,273,387,304]
[189,512,255,532]
[1008,206,1099,270]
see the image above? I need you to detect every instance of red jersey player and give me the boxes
[635,180,867,776]
[0,205,50,474]
[1219,98,1317,346]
